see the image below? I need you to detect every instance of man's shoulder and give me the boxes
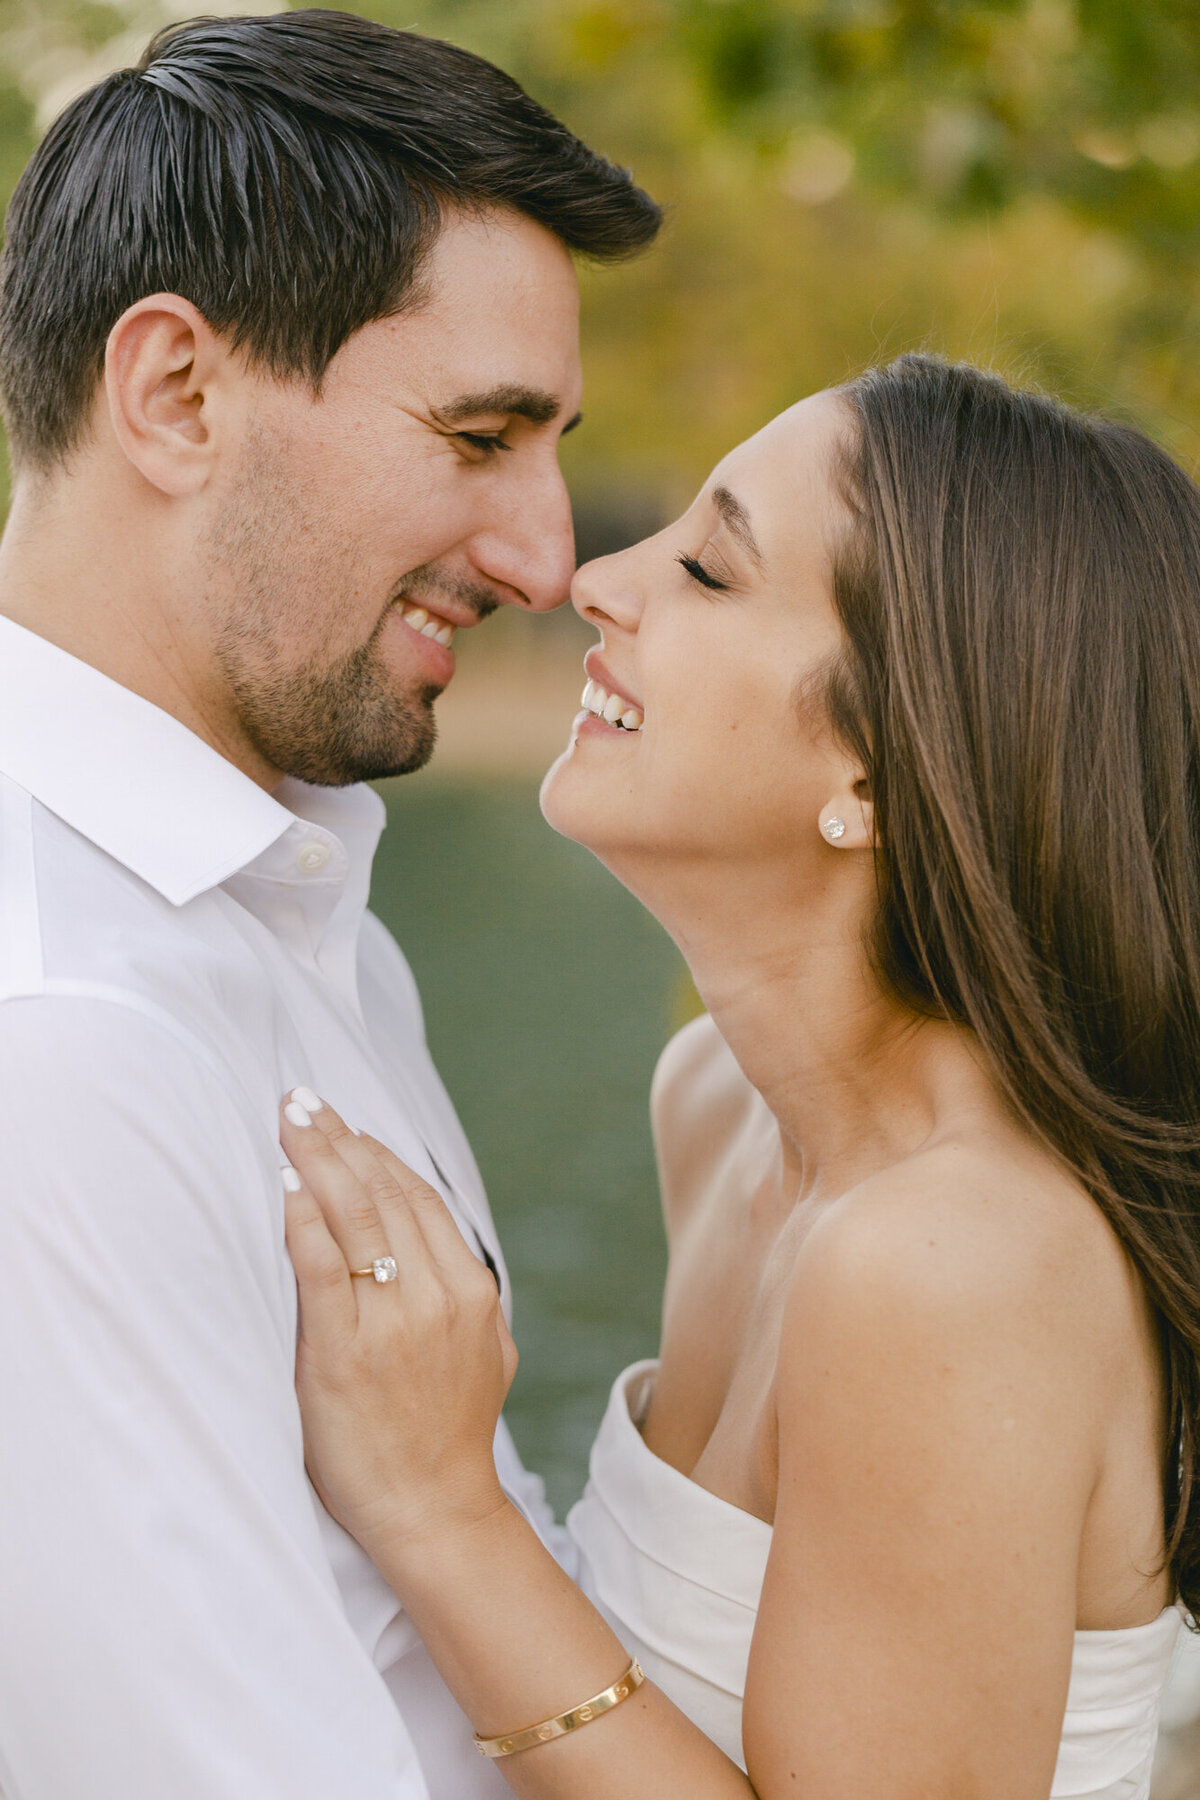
[0,986,280,1212]
[0,983,262,1117]
[1,777,277,1010]
[0,780,288,1125]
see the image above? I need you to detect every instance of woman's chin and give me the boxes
[539,741,594,845]
[539,731,632,856]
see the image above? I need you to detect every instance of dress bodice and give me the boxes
[567,1361,1183,1798]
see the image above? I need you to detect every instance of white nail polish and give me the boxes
[291,1086,324,1113]
[281,1167,302,1192]
[284,1101,312,1128]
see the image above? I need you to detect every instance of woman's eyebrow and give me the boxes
[712,484,765,569]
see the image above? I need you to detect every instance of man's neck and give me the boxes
[0,472,281,789]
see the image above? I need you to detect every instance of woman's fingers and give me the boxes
[280,1089,422,1284]
[280,1091,504,1336]
[281,1170,358,1344]
[280,1092,479,1308]
[279,1092,515,1546]
[355,1127,501,1298]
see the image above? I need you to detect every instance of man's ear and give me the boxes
[103,294,227,497]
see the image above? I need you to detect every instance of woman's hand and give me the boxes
[279,1091,517,1557]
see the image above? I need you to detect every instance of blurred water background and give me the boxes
[373,760,683,1515]
[5,0,1200,1785]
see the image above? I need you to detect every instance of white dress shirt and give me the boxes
[0,613,562,1800]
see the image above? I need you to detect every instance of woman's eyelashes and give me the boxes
[676,551,729,592]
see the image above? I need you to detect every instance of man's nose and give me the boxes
[472,458,576,613]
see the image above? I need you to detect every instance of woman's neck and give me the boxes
[630,852,995,1201]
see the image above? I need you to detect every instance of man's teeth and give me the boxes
[396,600,456,648]
[581,678,643,732]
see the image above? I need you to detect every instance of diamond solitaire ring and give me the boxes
[350,1257,399,1283]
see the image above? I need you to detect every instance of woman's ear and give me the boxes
[103,294,225,497]
[818,774,874,849]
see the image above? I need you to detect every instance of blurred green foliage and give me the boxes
[365,0,1200,503]
[2,0,1200,509]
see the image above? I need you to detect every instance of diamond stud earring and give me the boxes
[822,816,847,841]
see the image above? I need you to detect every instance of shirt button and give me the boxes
[297,842,331,873]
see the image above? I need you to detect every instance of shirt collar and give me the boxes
[0,613,385,906]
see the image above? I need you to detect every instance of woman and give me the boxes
[278,355,1200,1799]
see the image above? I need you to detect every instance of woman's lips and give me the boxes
[579,676,644,732]
[580,652,644,730]
[583,651,642,710]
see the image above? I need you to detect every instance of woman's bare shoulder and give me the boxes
[781,1134,1140,1420]
[650,1014,769,1234]
[748,1139,1121,1793]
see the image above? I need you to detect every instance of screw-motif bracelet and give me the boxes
[473,1657,645,1759]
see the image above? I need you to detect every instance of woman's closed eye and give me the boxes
[676,551,729,592]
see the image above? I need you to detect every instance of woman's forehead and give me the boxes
[706,391,853,560]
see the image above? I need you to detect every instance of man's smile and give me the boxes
[393,597,457,648]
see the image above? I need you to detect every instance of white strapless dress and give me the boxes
[568,1362,1184,1799]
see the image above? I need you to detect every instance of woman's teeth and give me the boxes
[395,600,456,648]
[581,677,643,732]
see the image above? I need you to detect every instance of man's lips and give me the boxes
[392,597,460,648]
[383,600,462,688]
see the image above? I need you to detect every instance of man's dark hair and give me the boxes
[0,9,662,471]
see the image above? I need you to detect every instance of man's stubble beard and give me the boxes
[218,605,442,788]
[206,429,443,788]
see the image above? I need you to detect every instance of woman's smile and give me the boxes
[579,651,644,732]
[542,392,856,891]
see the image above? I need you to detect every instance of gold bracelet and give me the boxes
[473,1657,645,1759]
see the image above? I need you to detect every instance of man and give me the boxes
[0,13,659,1798]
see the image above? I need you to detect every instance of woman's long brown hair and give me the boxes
[832,354,1200,1616]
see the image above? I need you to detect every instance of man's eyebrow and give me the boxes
[436,385,567,428]
[712,484,765,569]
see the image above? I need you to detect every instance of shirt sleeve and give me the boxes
[0,993,430,1800]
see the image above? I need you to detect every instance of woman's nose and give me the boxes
[571,545,643,632]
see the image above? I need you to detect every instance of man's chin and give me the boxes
[285,719,439,788]
[230,646,443,788]
[364,721,439,783]
[254,698,438,788]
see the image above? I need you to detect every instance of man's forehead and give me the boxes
[420,205,580,311]
[330,208,582,416]
[406,215,578,360]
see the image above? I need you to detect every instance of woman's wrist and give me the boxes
[348,1470,513,1576]
[370,1494,642,1744]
